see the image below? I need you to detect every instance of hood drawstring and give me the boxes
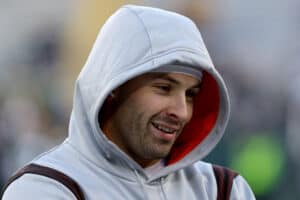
[160,177,168,199]
[134,169,150,200]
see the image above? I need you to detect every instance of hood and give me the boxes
[67,5,230,177]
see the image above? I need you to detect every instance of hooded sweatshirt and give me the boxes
[2,5,255,200]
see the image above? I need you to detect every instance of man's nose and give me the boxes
[166,94,191,122]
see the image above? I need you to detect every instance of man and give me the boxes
[2,5,255,199]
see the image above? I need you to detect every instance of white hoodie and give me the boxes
[2,5,255,200]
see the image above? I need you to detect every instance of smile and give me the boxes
[151,122,178,134]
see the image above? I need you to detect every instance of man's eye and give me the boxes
[154,85,171,92]
[186,89,199,100]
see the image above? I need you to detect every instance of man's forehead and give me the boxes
[117,72,202,93]
[153,72,201,87]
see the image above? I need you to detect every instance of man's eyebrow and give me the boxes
[190,83,202,89]
[159,76,181,85]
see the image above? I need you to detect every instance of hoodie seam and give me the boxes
[115,47,207,76]
[122,6,155,67]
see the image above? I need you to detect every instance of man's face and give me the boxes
[102,72,201,167]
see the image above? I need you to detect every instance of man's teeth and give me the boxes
[153,123,176,134]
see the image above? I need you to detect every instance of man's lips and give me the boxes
[151,121,179,134]
[151,121,180,142]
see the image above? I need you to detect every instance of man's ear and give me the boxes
[109,92,116,98]
[109,88,120,99]
[98,88,120,128]
[105,89,119,101]
[99,94,112,127]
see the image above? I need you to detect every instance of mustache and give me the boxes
[152,115,183,127]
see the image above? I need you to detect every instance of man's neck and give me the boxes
[144,159,165,176]
[134,157,161,168]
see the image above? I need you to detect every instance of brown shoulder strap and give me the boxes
[2,164,85,200]
[213,164,239,200]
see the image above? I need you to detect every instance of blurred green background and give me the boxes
[1,0,299,199]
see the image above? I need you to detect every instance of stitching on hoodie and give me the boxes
[115,47,208,76]
[122,6,155,68]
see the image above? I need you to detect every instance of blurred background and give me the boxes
[0,0,299,199]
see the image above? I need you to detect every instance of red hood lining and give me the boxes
[166,72,220,165]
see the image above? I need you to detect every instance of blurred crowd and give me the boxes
[0,0,299,199]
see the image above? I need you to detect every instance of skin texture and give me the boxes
[101,72,201,167]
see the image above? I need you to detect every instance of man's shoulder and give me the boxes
[174,161,217,184]
[2,172,76,200]
[185,160,214,174]
[186,162,255,200]
[181,161,239,183]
